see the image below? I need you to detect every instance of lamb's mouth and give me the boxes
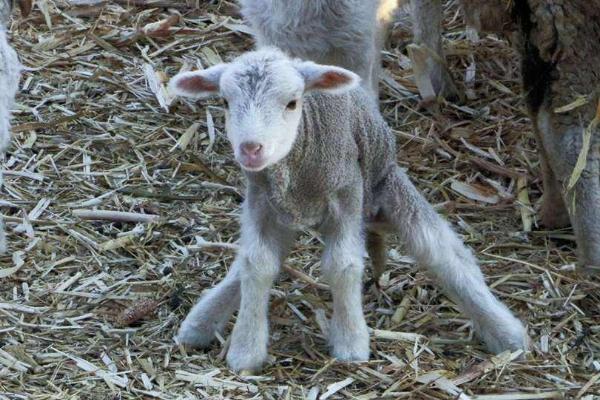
[238,157,268,171]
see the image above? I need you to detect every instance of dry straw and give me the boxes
[0,0,599,398]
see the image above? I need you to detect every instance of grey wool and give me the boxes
[238,0,383,98]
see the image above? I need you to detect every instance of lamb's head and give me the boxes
[169,48,360,171]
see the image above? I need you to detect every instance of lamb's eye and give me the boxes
[286,100,297,110]
[223,99,229,109]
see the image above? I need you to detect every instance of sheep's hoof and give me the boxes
[539,209,571,230]
[438,69,463,104]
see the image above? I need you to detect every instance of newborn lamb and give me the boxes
[169,48,529,373]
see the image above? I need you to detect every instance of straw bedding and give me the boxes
[0,1,599,398]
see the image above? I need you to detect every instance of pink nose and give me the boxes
[240,142,263,157]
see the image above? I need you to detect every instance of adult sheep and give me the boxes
[463,0,600,271]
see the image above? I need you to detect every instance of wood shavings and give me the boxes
[320,377,355,399]
[59,351,129,388]
[175,369,258,393]
[73,209,159,223]
[144,63,172,112]
[417,371,471,399]
[516,176,533,232]
[0,1,597,398]
[451,179,500,204]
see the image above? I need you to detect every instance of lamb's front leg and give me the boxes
[378,166,529,353]
[322,199,370,361]
[226,206,294,373]
[176,258,241,349]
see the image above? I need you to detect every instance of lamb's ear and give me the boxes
[295,61,360,95]
[168,64,227,99]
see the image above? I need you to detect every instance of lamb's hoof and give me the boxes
[226,344,268,373]
[329,325,370,362]
[175,321,218,349]
[331,345,370,363]
[477,319,530,357]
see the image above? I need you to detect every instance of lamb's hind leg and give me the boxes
[377,166,529,353]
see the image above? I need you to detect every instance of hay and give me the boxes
[1,0,599,398]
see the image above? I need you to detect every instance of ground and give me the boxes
[1,1,599,399]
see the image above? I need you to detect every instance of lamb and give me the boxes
[168,48,529,372]
[237,0,384,98]
[457,0,600,271]
[0,0,28,253]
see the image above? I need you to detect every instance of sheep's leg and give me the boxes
[225,203,295,373]
[538,150,571,229]
[367,230,387,286]
[377,166,529,353]
[376,0,400,51]
[176,260,241,349]
[409,0,460,101]
[532,127,570,228]
[567,174,600,271]
[374,0,405,99]
[537,109,600,271]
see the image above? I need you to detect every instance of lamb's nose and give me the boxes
[240,141,263,157]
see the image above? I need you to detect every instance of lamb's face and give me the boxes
[168,48,360,172]
[219,59,305,171]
